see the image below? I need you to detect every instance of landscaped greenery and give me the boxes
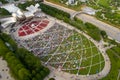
[18,0,43,10]
[18,1,37,10]
[96,9,120,28]
[40,3,102,41]
[0,33,50,80]
[0,0,8,4]
[46,0,82,11]
[15,48,50,80]
[84,22,101,41]
[49,78,55,80]
[101,45,120,80]
[40,3,70,18]
[0,39,10,56]
[100,30,107,39]
[87,0,120,28]
[0,33,17,51]
[0,39,31,80]
[46,0,120,28]
[0,8,11,17]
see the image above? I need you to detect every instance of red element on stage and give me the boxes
[18,20,49,36]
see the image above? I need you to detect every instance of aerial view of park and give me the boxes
[0,0,120,80]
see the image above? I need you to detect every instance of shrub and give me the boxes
[49,78,55,80]
[0,8,11,16]
[0,33,17,51]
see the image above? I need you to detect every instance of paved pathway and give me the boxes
[0,57,14,80]
[44,1,75,15]
[77,14,120,43]
[43,1,120,43]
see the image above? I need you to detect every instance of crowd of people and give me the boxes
[16,23,71,57]
[13,19,103,76]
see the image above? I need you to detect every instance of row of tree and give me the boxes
[0,33,50,80]
[40,3,107,41]
[15,48,50,80]
[0,39,31,80]
[40,3,70,19]
[84,22,101,41]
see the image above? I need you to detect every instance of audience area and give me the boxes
[15,22,104,75]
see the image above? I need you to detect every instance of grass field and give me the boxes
[41,30,104,75]
[101,46,120,80]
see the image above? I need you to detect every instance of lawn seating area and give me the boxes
[17,22,105,75]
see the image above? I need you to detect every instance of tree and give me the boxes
[0,0,8,4]
[0,33,18,51]
[40,71,46,78]
[0,39,9,56]
[101,30,107,38]
[35,73,42,80]
[43,67,50,74]
[18,68,31,80]
[15,47,50,80]
[49,78,55,80]
[0,34,49,80]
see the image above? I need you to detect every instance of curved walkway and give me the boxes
[43,1,120,43]
[44,15,111,80]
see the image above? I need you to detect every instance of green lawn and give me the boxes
[101,46,120,80]
[42,31,104,75]
[98,0,111,8]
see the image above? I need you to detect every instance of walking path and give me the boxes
[43,1,120,42]
[0,57,14,80]
[44,15,111,80]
